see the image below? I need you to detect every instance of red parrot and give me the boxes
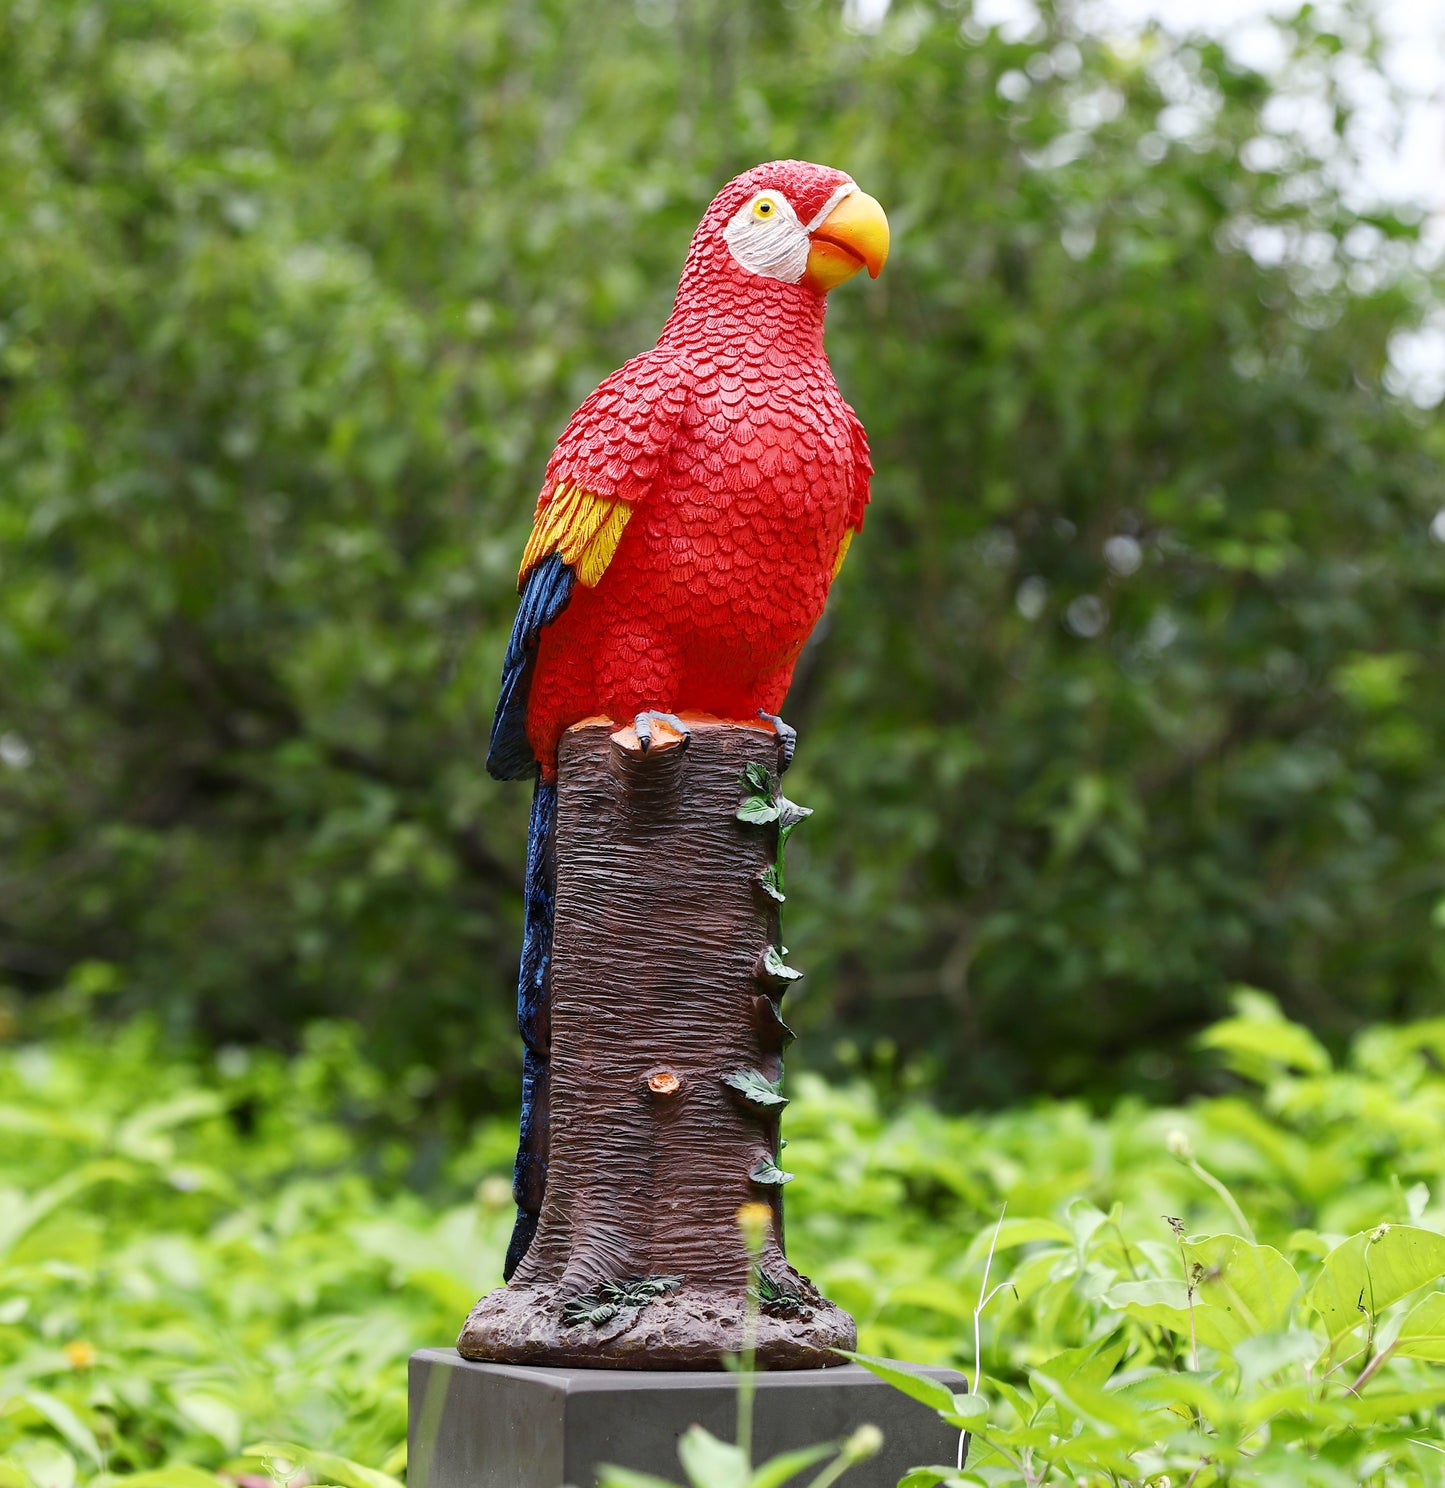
[488,160,888,1278]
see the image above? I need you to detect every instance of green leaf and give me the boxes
[756,945,803,988]
[1198,990,1331,1079]
[843,1353,959,1414]
[722,1069,788,1109]
[945,1394,989,1430]
[0,1461,31,1488]
[992,1380,1034,1425]
[1064,1198,1111,1248]
[736,796,780,826]
[746,1441,835,1487]
[1334,1386,1445,1424]
[741,762,773,796]
[1119,1371,1229,1418]
[172,1392,242,1454]
[676,1426,749,1488]
[1124,1279,1240,1350]
[962,1217,1072,1264]
[755,997,796,1047]
[1391,1290,1445,1360]
[1232,1328,1326,1386]
[115,1091,226,1160]
[1108,1235,1299,1350]
[749,1157,794,1187]
[1333,651,1417,711]
[21,1393,101,1468]
[6,1441,74,1488]
[1037,1338,1127,1391]
[882,1278,976,1324]
[244,1444,403,1488]
[596,1470,684,1488]
[755,864,786,903]
[0,1105,100,1144]
[89,1472,228,1488]
[1305,1226,1445,1339]
[1030,1371,1142,1438]
[1184,1233,1301,1339]
[775,798,812,837]
[0,1161,138,1259]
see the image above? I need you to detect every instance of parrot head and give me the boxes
[674,160,890,308]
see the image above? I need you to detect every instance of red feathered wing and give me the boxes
[487,348,693,779]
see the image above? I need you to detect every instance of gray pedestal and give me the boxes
[409,1349,967,1488]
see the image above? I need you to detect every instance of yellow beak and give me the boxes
[804,190,890,294]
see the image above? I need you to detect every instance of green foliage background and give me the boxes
[1,0,1443,1109]
[4,997,1445,1484]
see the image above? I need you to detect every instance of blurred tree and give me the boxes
[0,0,1441,1108]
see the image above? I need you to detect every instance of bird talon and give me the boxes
[757,710,797,770]
[633,711,690,755]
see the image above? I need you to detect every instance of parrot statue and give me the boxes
[487,159,889,1279]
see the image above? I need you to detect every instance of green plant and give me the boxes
[833,996,1445,1484]
[855,1200,1445,1484]
[3,996,1444,1485]
[593,1422,883,1488]
[0,1016,514,1484]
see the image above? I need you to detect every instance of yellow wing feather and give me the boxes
[518,483,633,591]
[832,528,855,580]
[577,503,631,587]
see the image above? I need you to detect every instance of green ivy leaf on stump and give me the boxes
[722,1069,788,1109]
[749,1156,794,1187]
[755,944,803,988]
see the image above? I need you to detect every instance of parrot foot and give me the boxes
[633,711,690,755]
[757,710,797,771]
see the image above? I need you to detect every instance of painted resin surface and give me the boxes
[475,161,888,1351]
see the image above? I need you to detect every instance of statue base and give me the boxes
[457,1278,854,1370]
[408,1349,968,1488]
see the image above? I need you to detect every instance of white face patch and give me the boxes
[723,191,809,283]
[722,181,860,283]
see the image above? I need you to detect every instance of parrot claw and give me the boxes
[633,711,690,754]
[757,710,797,770]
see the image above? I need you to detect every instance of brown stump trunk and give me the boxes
[457,716,855,1368]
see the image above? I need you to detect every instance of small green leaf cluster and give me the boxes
[752,1274,809,1320]
[597,1420,882,1488]
[737,765,813,905]
[561,1277,683,1329]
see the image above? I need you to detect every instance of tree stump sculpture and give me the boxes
[458,717,853,1367]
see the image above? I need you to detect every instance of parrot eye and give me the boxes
[724,191,809,281]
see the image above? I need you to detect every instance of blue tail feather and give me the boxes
[503,775,558,1280]
[489,554,575,1275]
[487,555,576,781]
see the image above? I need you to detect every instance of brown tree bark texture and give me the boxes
[458,717,855,1368]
